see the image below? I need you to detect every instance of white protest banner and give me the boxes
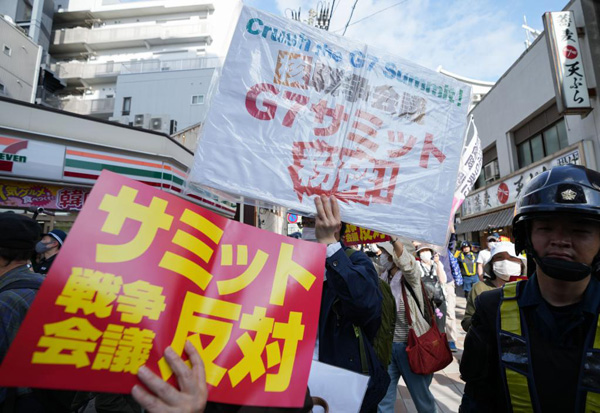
[189,5,471,245]
[451,118,482,217]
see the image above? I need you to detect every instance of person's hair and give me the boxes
[340,222,347,239]
[0,247,32,264]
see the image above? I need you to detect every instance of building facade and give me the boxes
[456,0,600,247]
[0,96,237,231]
[0,15,43,103]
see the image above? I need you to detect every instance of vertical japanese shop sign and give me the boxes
[190,5,471,246]
[544,11,592,115]
[0,171,325,408]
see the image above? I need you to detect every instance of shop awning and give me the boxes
[456,207,515,234]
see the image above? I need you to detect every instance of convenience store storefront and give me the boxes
[0,97,236,231]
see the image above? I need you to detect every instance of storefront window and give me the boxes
[544,125,560,154]
[517,141,533,168]
[516,120,568,169]
[530,134,544,163]
[557,119,568,149]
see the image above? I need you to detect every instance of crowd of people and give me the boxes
[1,164,600,412]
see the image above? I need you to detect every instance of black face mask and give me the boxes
[533,255,592,282]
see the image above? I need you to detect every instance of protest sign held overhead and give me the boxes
[189,5,471,246]
[342,223,390,246]
[0,171,325,408]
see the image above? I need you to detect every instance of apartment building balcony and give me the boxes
[50,21,212,55]
[60,97,115,119]
[51,57,221,88]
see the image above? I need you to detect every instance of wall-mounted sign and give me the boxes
[543,11,592,115]
[462,145,584,217]
[0,137,65,181]
[0,180,90,210]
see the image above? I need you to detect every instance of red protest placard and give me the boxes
[0,170,325,408]
[342,224,390,246]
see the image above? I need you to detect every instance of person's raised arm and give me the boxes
[316,195,381,326]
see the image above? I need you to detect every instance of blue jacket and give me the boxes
[318,246,389,412]
[441,233,463,286]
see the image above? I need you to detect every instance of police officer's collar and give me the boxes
[519,273,600,314]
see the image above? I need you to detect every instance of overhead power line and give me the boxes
[342,0,359,36]
[335,0,408,33]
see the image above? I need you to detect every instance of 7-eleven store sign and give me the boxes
[63,148,237,218]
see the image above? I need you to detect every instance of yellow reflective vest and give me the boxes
[499,281,600,412]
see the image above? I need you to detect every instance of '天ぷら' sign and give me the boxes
[190,5,471,246]
[0,171,325,408]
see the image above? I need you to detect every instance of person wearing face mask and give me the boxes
[32,229,67,275]
[476,233,500,281]
[376,241,439,413]
[461,241,524,332]
[460,165,600,412]
[376,246,396,281]
[415,245,447,333]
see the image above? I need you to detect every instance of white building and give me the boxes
[0,15,43,103]
[438,66,495,114]
[456,0,600,245]
[47,0,239,130]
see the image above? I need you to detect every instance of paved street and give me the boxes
[395,291,468,413]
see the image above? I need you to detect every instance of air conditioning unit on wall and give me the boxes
[484,161,499,182]
[150,117,163,131]
[133,114,145,127]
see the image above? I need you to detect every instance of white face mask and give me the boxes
[487,241,497,250]
[378,254,394,272]
[419,251,433,262]
[493,260,522,281]
[302,227,317,242]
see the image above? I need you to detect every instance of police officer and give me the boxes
[459,165,600,412]
[456,241,478,297]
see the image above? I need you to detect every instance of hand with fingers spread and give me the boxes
[314,194,341,245]
[131,341,208,413]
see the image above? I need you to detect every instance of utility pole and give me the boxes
[286,1,335,31]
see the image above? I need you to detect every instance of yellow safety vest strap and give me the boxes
[500,282,522,336]
[585,391,600,413]
[594,316,600,350]
[460,253,477,276]
[505,368,534,413]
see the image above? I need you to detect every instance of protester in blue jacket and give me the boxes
[440,226,463,351]
[312,195,389,412]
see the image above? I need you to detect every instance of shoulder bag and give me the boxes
[401,279,452,375]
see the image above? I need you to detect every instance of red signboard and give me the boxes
[0,171,325,408]
[342,223,390,246]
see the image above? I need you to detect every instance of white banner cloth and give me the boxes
[190,6,471,245]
